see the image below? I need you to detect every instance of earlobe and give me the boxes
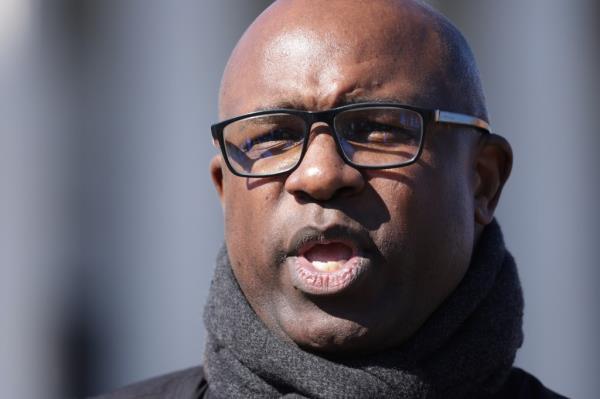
[473,134,513,225]
[210,155,225,205]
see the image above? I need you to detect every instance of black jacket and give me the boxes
[91,366,567,399]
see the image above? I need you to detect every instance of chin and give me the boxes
[283,313,375,356]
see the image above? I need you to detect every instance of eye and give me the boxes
[346,121,417,144]
[362,129,396,143]
[242,128,301,158]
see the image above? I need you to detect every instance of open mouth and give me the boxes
[302,242,354,272]
[288,232,372,296]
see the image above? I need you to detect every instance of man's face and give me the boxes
[211,1,481,354]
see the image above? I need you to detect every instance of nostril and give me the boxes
[335,186,360,198]
[287,170,364,203]
[293,191,313,204]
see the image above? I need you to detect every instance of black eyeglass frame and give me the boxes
[211,102,491,178]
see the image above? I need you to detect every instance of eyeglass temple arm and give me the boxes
[434,110,491,134]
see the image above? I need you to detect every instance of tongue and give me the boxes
[304,243,352,272]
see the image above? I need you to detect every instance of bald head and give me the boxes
[220,0,487,121]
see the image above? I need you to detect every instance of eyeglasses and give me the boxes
[211,102,490,177]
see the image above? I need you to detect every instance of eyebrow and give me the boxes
[252,96,413,113]
[253,101,308,112]
[342,96,413,106]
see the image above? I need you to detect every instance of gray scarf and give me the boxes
[203,220,523,398]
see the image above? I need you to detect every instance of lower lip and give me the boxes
[288,255,370,295]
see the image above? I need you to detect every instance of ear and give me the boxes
[473,134,513,225]
[210,155,225,206]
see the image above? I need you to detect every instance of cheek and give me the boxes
[367,161,442,258]
[222,178,287,293]
[369,179,413,257]
[405,142,475,231]
[370,150,475,276]
[224,174,280,232]
[406,150,475,292]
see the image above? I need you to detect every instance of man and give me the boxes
[95,0,566,398]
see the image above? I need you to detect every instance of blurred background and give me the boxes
[1,0,598,398]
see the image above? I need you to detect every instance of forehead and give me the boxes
[219,1,447,119]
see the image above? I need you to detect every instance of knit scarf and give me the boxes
[203,220,523,398]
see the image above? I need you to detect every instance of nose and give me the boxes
[284,124,365,201]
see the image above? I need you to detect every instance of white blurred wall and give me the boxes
[0,1,75,398]
[1,1,597,398]
[80,0,272,396]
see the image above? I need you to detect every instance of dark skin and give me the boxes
[210,0,512,355]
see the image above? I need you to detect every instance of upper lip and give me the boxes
[287,224,375,258]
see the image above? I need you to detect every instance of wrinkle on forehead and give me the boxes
[223,32,427,115]
[261,29,346,106]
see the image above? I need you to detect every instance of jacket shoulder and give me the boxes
[493,367,568,399]
[89,366,207,399]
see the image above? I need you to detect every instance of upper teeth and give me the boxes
[312,260,343,272]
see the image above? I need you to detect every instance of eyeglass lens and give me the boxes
[221,107,423,176]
